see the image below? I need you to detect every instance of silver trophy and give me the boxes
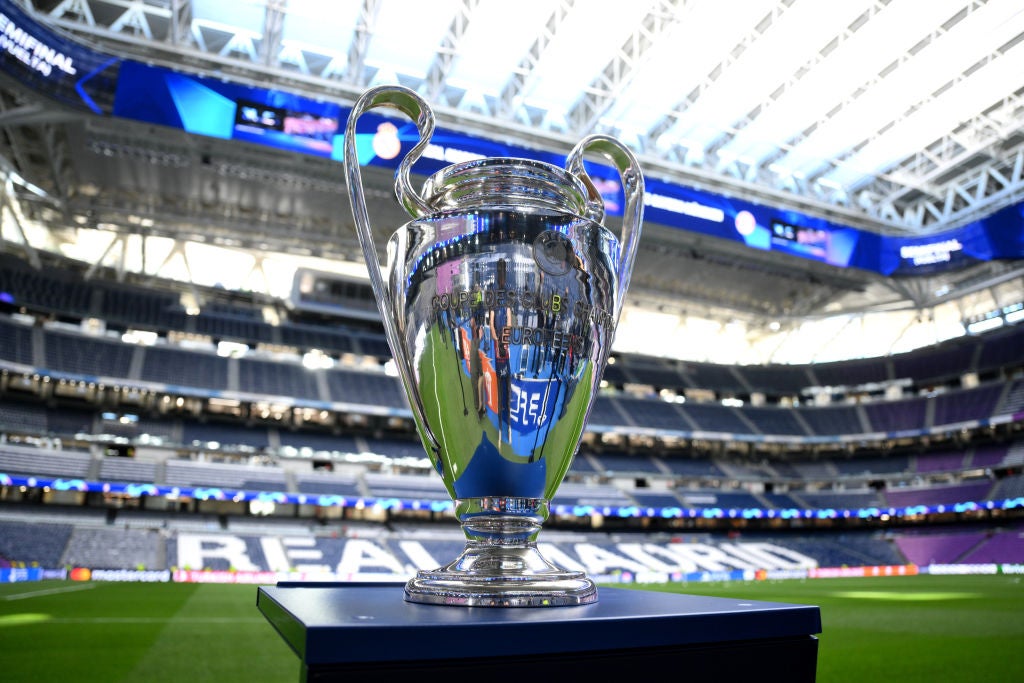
[344,85,643,606]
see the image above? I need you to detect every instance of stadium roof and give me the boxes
[2,0,1023,362]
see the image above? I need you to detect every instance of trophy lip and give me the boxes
[420,157,591,215]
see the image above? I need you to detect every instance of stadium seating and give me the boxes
[890,342,976,386]
[998,380,1024,415]
[863,398,928,434]
[915,451,968,474]
[931,384,1005,426]
[325,368,406,409]
[237,358,322,401]
[568,453,602,474]
[832,454,911,478]
[140,346,229,391]
[766,460,802,480]
[675,489,763,509]
[589,452,664,474]
[778,532,906,567]
[884,481,994,507]
[678,402,752,434]
[587,396,631,428]
[957,526,1024,562]
[629,489,684,508]
[0,445,92,478]
[798,405,865,436]
[3,305,1024,448]
[976,325,1024,375]
[737,364,814,396]
[789,461,839,480]
[613,395,690,431]
[894,530,988,565]
[181,420,270,451]
[552,481,636,507]
[0,520,74,565]
[44,328,136,379]
[660,458,728,479]
[98,457,158,484]
[989,473,1024,500]
[62,527,163,569]
[970,444,1010,469]
[0,317,34,366]
[742,406,809,435]
[163,459,287,490]
[278,430,360,455]
[809,357,891,388]
[759,492,806,509]
[795,490,883,510]
[0,399,49,434]
[363,472,448,500]
[2,254,1023,578]
[369,437,433,461]
[294,471,363,497]
[3,251,1023,402]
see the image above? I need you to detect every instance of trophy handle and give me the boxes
[565,135,645,320]
[343,85,441,454]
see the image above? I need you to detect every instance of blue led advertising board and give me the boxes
[0,0,119,113]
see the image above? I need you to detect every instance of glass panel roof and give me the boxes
[363,0,463,79]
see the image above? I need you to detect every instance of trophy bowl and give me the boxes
[344,86,644,606]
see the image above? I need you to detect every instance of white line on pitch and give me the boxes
[2,583,98,600]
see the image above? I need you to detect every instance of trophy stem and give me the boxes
[403,499,597,607]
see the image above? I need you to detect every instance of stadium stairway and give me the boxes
[790,411,815,438]
[953,535,994,564]
[30,325,45,368]
[154,459,167,485]
[923,397,936,430]
[784,490,812,509]
[1005,443,1024,468]
[854,405,872,434]
[86,456,102,481]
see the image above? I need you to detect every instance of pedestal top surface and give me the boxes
[257,582,822,665]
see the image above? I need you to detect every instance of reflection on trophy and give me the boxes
[344,85,644,607]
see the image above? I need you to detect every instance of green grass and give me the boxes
[0,575,1021,681]
[621,575,1024,682]
[0,582,296,682]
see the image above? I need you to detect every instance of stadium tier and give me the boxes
[2,311,1023,441]
[1,253,1022,577]
[3,251,1023,404]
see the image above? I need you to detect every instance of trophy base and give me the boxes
[404,542,597,607]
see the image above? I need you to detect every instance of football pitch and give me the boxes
[0,574,1021,682]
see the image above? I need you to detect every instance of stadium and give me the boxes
[0,0,1023,680]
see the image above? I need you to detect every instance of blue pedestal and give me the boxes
[257,582,821,682]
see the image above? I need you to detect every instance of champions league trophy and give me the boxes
[344,85,644,606]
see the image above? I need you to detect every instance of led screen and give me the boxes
[0,0,120,113]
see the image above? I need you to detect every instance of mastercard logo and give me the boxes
[69,567,91,581]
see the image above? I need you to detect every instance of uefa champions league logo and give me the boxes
[533,229,574,276]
